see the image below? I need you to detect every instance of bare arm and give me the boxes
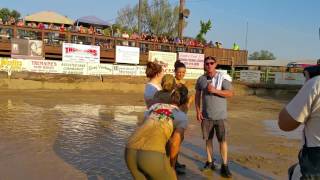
[207,84,233,98]
[169,128,184,167]
[195,90,203,122]
[278,108,301,131]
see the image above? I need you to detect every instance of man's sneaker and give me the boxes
[220,164,232,178]
[203,161,216,171]
[175,161,186,169]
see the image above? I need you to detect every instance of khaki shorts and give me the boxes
[201,119,227,142]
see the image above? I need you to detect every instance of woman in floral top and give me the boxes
[125,85,188,180]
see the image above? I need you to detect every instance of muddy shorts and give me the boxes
[201,119,226,142]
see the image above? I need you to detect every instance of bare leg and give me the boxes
[220,141,228,164]
[206,139,213,162]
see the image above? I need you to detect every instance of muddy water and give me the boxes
[264,120,302,140]
[0,91,146,180]
[0,90,279,180]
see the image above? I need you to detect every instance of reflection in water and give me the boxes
[0,98,146,179]
[53,104,146,179]
[264,120,302,140]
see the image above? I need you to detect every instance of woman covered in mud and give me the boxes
[144,61,164,108]
[125,85,189,180]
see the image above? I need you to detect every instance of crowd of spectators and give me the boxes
[0,16,227,50]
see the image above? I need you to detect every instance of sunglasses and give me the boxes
[205,62,216,66]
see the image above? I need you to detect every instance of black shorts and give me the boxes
[201,119,226,142]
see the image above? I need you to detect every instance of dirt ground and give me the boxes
[0,74,301,179]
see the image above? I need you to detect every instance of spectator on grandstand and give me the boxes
[37,22,45,30]
[16,19,24,27]
[88,26,94,34]
[60,24,65,32]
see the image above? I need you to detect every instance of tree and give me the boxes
[249,50,276,60]
[0,8,21,22]
[196,20,212,44]
[116,0,184,37]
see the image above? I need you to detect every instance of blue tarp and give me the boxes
[75,16,110,27]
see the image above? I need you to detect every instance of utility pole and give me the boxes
[178,0,185,39]
[138,0,142,34]
[245,21,248,50]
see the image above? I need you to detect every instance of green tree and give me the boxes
[0,8,21,22]
[249,50,276,60]
[196,20,212,44]
[116,0,183,36]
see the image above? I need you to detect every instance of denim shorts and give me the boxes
[201,119,226,142]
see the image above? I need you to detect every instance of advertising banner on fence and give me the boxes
[87,63,113,76]
[11,39,43,60]
[184,69,204,79]
[274,72,305,85]
[23,60,61,74]
[61,62,87,75]
[0,58,23,72]
[178,52,204,69]
[62,43,100,63]
[113,65,138,76]
[136,66,147,76]
[240,70,261,83]
[116,46,140,64]
[148,51,177,68]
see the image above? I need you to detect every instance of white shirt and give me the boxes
[286,76,320,179]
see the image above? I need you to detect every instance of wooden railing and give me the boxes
[0,24,248,66]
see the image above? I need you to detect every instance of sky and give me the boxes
[1,0,320,61]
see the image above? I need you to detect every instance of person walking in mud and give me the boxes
[195,56,233,178]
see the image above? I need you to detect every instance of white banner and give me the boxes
[240,70,261,83]
[184,69,204,79]
[61,62,87,75]
[87,63,113,76]
[274,72,305,85]
[23,60,61,74]
[178,52,204,69]
[148,51,177,69]
[113,65,137,76]
[136,66,147,76]
[116,46,140,64]
[62,43,100,63]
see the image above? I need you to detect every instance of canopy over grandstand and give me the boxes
[24,11,74,25]
[74,16,110,28]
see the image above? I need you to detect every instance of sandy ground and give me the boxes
[0,74,301,179]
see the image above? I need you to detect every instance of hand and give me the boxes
[207,84,218,94]
[196,112,204,122]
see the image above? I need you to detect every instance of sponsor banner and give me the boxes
[184,69,204,79]
[178,52,204,69]
[274,72,305,85]
[240,70,261,83]
[0,58,23,72]
[61,62,87,75]
[148,51,177,69]
[23,60,61,74]
[136,66,147,76]
[87,63,113,76]
[113,65,137,76]
[11,38,44,59]
[62,43,100,63]
[116,46,140,64]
